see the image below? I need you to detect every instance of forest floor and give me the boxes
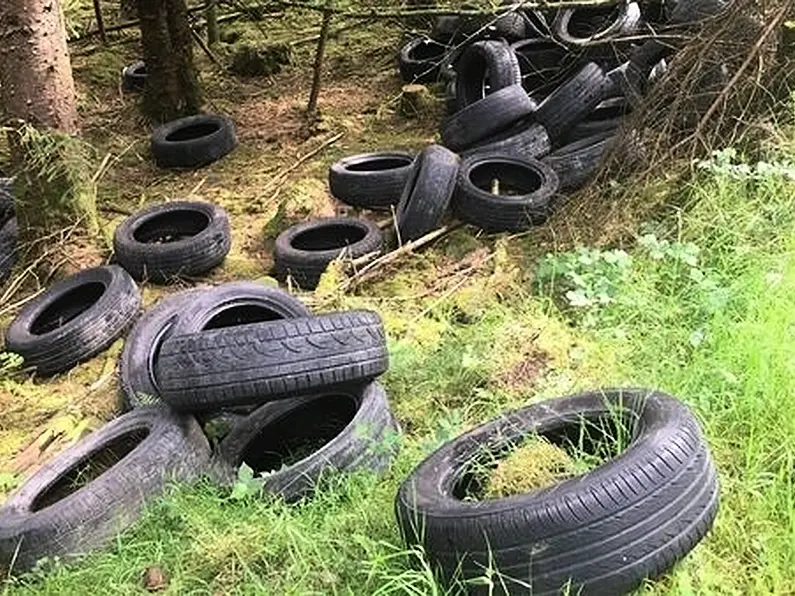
[1,3,795,595]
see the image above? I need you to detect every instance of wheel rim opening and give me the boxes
[411,41,446,61]
[238,394,358,474]
[166,122,221,142]
[31,428,150,512]
[133,209,210,244]
[470,162,543,197]
[203,304,287,329]
[30,282,106,335]
[454,411,637,501]
[291,223,367,251]
[133,64,147,75]
[346,157,412,172]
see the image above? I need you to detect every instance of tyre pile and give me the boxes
[271,0,731,291]
[0,267,398,573]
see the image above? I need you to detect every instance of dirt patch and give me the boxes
[498,349,550,391]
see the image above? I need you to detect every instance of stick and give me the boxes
[342,223,461,289]
[91,0,107,44]
[206,0,219,45]
[260,132,343,203]
[189,25,222,66]
[307,2,334,120]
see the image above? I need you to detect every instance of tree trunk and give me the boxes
[137,0,202,123]
[0,0,96,244]
[0,0,78,134]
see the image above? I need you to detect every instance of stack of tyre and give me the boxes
[0,268,398,573]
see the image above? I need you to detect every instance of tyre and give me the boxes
[490,2,526,41]
[399,37,449,84]
[119,288,204,410]
[155,310,389,412]
[0,217,18,285]
[113,200,232,283]
[395,388,719,596]
[669,0,729,23]
[151,114,237,169]
[0,407,210,574]
[441,84,536,152]
[454,40,521,112]
[461,119,551,160]
[543,131,616,191]
[452,153,559,232]
[0,177,13,224]
[553,3,642,45]
[432,5,486,44]
[510,39,572,98]
[5,265,141,376]
[121,60,147,92]
[273,217,384,290]
[534,62,609,144]
[328,151,415,211]
[561,97,630,144]
[395,145,460,242]
[212,382,400,502]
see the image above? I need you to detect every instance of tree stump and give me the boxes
[399,84,435,119]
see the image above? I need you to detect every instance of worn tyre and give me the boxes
[453,153,559,232]
[151,114,237,169]
[274,217,384,290]
[543,131,616,191]
[328,151,415,211]
[155,310,389,412]
[561,97,630,144]
[441,84,536,152]
[0,177,13,224]
[461,119,551,160]
[5,265,141,376]
[121,60,147,91]
[399,37,449,83]
[113,200,231,283]
[454,40,521,111]
[395,145,459,242]
[396,388,719,596]
[553,3,642,45]
[534,62,609,143]
[213,382,400,502]
[0,407,210,574]
[0,217,17,284]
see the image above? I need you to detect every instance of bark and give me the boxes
[137,0,202,123]
[0,0,78,134]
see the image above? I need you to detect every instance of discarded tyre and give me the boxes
[553,3,642,45]
[121,60,147,91]
[396,388,720,595]
[441,85,536,152]
[0,217,17,285]
[151,114,237,169]
[395,145,460,242]
[453,153,559,232]
[461,119,551,160]
[328,151,415,211]
[543,130,616,191]
[0,407,210,574]
[113,200,231,283]
[453,40,521,112]
[274,217,384,290]
[399,37,449,84]
[213,381,400,502]
[155,310,389,412]
[5,265,141,376]
[534,62,609,144]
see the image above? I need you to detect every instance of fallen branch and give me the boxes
[342,223,462,290]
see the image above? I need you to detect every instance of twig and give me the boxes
[342,223,462,290]
[0,290,44,319]
[260,132,344,203]
[98,204,133,216]
[686,5,789,149]
[91,0,107,44]
[307,1,334,120]
[189,25,222,66]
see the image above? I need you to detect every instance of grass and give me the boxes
[3,2,795,593]
[5,143,795,595]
